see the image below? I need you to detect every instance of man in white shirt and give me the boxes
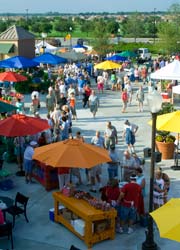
[24,141,37,184]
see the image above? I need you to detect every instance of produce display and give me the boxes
[74,190,111,211]
[0,92,24,104]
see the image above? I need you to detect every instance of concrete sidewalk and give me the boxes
[1,85,180,250]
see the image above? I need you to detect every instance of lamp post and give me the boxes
[41,32,47,54]
[117,28,121,43]
[153,8,156,44]
[69,27,72,50]
[142,90,162,250]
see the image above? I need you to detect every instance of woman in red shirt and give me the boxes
[82,84,92,108]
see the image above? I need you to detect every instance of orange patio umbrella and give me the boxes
[33,138,111,168]
[85,49,99,55]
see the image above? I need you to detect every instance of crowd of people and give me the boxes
[0,57,172,234]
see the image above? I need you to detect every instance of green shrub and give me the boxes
[15,81,31,94]
[156,131,175,143]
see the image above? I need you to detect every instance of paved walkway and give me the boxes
[1,84,180,250]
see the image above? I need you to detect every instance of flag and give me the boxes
[64,33,71,41]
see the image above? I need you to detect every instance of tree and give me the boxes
[157,22,180,54]
[40,22,53,34]
[123,12,144,41]
[0,21,7,33]
[54,18,74,33]
[80,21,94,36]
[106,20,119,35]
[16,18,29,30]
[31,23,41,34]
[156,3,180,54]
[92,19,111,56]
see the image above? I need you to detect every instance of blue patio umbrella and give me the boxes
[106,54,128,62]
[0,56,39,69]
[33,52,67,65]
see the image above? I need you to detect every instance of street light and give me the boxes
[69,27,72,50]
[117,28,121,43]
[142,90,162,250]
[41,32,47,54]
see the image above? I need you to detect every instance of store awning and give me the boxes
[0,43,14,54]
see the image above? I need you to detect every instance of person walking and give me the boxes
[68,92,77,120]
[121,88,128,113]
[136,85,145,112]
[46,88,55,114]
[124,81,133,105]
[97,75,104,94]
[89,90,99,118]
[122,120,138,153]
[104,121,118,150]
[89,131,105,192]
[82,84,92,108]
[107,145,119,180]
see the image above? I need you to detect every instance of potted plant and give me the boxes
[155,103,176,160]
[155,130,176,159]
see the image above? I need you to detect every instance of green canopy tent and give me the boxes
[0,100,17,113]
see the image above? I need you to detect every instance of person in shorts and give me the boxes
[107,145,119,180]
[117,174,142,234]
[89,164,102,193]
[23,141,38,184]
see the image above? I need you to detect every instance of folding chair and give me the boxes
[6,192,29,227]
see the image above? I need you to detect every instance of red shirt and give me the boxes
[85,87,92,97]
[106,186,120,203]
[121,182,141,208]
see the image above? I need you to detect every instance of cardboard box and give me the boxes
[94,220,109,234]
[74,219,85,236]
[62,208,73,221]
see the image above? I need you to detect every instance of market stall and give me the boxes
[33,161,59,191]
[53,191,117,247]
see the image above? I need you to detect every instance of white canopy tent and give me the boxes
[150,60,180,103]
[173,85,180,94]
[150,60,180,80]
[35,41,58,54]
[172,84,180,104]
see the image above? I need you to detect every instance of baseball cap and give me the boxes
[30,141,38,147]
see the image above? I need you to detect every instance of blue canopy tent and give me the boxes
[73,44,88,49]
[0,56,39,69]
[33,52,67,65]
[106,54,128,62]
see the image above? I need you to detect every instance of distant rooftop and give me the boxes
[0,25,35,40]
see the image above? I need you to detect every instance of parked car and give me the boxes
[137,48,151,61]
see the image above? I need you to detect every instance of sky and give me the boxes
[0,0,178,13]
